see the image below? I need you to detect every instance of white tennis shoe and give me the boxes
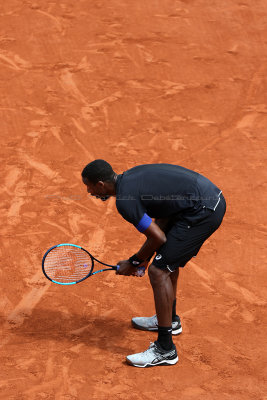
[126,341,178,368]
[131,314,182,335]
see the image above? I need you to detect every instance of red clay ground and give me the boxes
[0,0,267,399]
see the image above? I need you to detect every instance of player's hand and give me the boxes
[116,260,137,276]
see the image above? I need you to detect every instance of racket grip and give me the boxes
[135,266,146,277]
[116,265,146,277]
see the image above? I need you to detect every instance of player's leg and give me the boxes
[170,268,179,319]
[148,264,173,327]
[126,264,178,367]
[170,267,179,297]
[155,217,181,324]
[131,247,182,335]
[131,266,182,335]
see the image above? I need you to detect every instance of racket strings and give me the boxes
[44,246,93,283]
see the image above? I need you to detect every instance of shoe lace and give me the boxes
[145,342,162,355]
[143,342,156,354]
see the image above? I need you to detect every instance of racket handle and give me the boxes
[135,266,146,277]
[116,265,146,277]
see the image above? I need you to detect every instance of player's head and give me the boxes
[81,159,116,201]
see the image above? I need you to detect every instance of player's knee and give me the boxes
[148,263,168,285]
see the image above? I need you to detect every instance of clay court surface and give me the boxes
[1,0,267,398]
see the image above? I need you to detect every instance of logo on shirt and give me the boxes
[155,254,162,260]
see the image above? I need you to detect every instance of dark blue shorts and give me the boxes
[152,194,226,272]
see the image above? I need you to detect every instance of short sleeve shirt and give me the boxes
[115,164,222,232]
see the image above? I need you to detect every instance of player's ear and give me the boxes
[96,181,105,188]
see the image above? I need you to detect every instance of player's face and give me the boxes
[82,177,110,201]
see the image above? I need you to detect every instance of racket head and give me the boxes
[42,243,94,285]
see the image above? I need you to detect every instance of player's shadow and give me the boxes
[4,309,138,355]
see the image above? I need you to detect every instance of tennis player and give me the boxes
[82,160,226,367]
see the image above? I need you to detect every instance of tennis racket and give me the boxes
[42,243,145,285]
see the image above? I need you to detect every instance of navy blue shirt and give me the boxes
[115,164,222,232]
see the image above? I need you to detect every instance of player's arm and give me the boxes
[134,221,166,262]
[134,218,172,264]
[116,200,167,275]
[154,217,171,233]
[116,221,166,275]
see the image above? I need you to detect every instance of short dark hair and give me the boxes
[81,159,115,184]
